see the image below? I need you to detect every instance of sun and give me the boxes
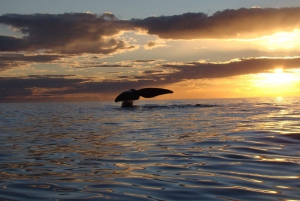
[251,68,297,96]
[274,68,283,74]
[261,68,294,85]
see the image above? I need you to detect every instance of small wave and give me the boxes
[142,104,220,109]
[3,98,300,201]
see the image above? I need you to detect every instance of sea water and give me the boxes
[0,97,299,200]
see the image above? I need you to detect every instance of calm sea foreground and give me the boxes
[0,97,299,200]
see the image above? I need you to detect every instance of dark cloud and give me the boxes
[159,57,300,80]
[0,53,63,71]
[0,12,134,54]
[0,76,165,102]
[2,57,300,102]
[118,76,130,79]
[89,64,132,68]
[75,63,132,68]
[0,76,87,101]
[0,61,21,71]
[0,53,63,62]
[0,75,85,89]
[132,59,156,63]
[2,7,300,56]
[147,41,156,47]
[132,7,300,39]
[26,75,76,78]
[0,35,27,51]
[143,70,164,74]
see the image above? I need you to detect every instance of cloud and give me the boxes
[76,64,132,68]
[0,35,27,51]
[158,57,300,80]
[132,7,300,39]
[143,70,164,74]
[0,53,63,71]
[0,75,87,101]
[0,12,135,54]
[90,64,132,68]
[147,41,156,47]
[132,59,157,63]
[2,57,300,102]
[2,7,300,56]
[0,76,167,102]
[143,40,167,49]
[72,60,134,68]
[144,41,156,49]
[0,53,63,63]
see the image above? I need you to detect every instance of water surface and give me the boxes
[1,98,300,200]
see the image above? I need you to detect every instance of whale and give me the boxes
[115,88,173,107]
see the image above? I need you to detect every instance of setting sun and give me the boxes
[274,68,283,74]
[252,68,298,97]
[257,68,294,85]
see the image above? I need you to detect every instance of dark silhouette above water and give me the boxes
[115,88,173,107]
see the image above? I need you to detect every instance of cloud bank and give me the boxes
[132,7,300,39]
[1,7,300,55]
[1,57,300,102]
[160,57,300,80]
[0,53,63,71]
[0,12,134,54]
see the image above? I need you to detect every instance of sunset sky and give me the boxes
[1,0,300,102]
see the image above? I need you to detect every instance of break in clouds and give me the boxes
[1,7,300,101]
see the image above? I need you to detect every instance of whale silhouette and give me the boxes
[115,88,173,107]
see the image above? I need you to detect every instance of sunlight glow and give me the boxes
[274,68,283,74]
[261,29,300,49]
[256,68,294,86]
[251,68,298,96]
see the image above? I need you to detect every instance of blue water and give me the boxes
[0,98,300,200]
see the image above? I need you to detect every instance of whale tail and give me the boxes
[115,88,173,107]
[138,88,173,98]
[115,89,139,102]
[121,100,134,107]
[115,88,173,103]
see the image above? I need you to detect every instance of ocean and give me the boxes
[0,97,299,201]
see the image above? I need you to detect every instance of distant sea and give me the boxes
[1,97,300,201]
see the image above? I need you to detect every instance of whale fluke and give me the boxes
[138,88,173,98]
[115,88,173,107]
[115,89,140,102]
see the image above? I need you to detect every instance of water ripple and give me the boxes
[0,98,300,200]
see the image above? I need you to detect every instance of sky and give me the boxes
[1,0,300,102]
